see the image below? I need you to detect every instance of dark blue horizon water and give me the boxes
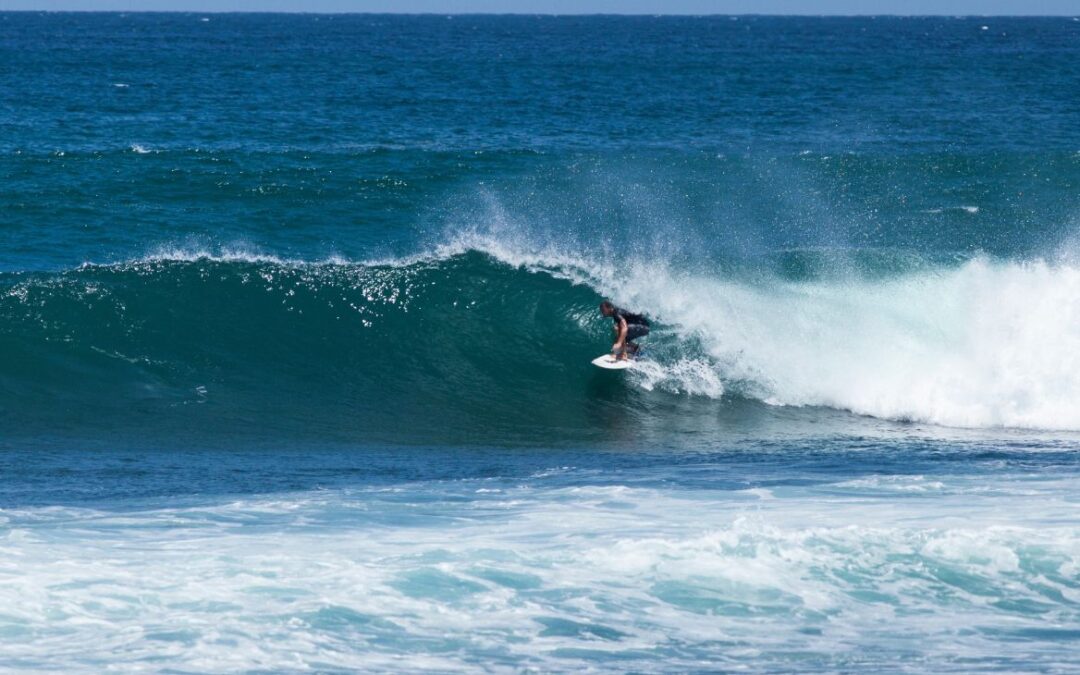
[1,13,1079,673]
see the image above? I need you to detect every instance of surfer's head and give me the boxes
[599,301,615,317]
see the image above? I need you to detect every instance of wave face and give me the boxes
[2,249,661,445]
[4,243,1080,442]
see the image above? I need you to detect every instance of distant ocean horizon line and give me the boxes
[3,10,1079,18]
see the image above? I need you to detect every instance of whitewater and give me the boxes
[2,467,1077,672]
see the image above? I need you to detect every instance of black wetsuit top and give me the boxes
[610,308,648,347]
[612,307,649,328]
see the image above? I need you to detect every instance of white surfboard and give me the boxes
[592,354,633,370]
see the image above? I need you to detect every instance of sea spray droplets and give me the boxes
[630,358,725,398]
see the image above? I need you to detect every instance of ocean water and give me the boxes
[2,12,1080,672]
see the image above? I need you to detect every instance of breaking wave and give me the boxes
[3,238,1080,441]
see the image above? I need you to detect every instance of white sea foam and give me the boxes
[644,258,1080,431]
[86,243,352,269]
[0,477,1075,672]
[922,205,979,214]
[630,357,725,397]
[140,243,294,265]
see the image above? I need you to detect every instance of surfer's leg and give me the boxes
[624,325,649,356]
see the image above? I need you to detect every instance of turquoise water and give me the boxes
[2,13,1080,672]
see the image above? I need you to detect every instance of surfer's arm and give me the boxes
[612,317,628,352]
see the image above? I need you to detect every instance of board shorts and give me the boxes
[626,324,650,342]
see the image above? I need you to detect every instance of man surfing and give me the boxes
[599,300,650,360]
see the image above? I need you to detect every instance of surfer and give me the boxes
[600,300,650,360]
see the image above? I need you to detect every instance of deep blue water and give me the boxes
[1,13,1079,672]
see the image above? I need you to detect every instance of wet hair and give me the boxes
[599,300,614,314]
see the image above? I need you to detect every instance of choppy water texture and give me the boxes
[1,13,1080,673]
